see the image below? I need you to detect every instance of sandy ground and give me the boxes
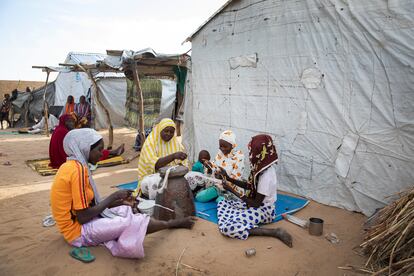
[0,128,366,276]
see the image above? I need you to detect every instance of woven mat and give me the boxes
[26,156,128,176]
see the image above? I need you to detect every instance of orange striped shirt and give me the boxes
[50,160,94,242]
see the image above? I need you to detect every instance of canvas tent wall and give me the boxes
[11,83,55,127]
[183,0,414,216]
[53,52,177,129]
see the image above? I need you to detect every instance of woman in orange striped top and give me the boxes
[50,128,195,258]
[63,95,75,115]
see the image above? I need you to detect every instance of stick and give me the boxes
[43,70,50,137]
[132,63,146,145]
[176,247,187,276]
[154,203,175,213]
[371,257,414,276]
[135,197,175,213]
[388,219,413,274]
[181,263,206,273]
[338,266,372,274]
[127,152,140,162]
[197,211,210,217]
[78,64,114,148]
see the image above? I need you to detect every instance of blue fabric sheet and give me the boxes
[116,181,138,190]
[116,181,310,224]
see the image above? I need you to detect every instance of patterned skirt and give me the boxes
[217,199,275,240]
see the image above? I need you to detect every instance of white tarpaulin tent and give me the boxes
[53,52,177,129]
[183,0,414,216]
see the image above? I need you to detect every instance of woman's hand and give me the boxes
[77,190,134,224]
[221,179,231,191]
[108,191,137,208]
[156,152,187,170]
[122,196,136,207]
[110,190,133,202]
[202,160,213,174]
[173,151,187,161]
[215,167,228,179]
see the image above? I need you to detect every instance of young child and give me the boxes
[192,150,211,174]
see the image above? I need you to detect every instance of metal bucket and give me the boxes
[308,217,324,236]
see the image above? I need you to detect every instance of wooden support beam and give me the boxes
[77,64,115,149]
[43,70,50,137]
[132,63,146,145]
[58,63,119,73]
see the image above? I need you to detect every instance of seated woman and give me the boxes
[49,114,76,169]
[215,134,292,247]
[50,128,195,259]
[185,130,245,201]
[49,114,124,169]
[62,95,75,115]
[136,118,188,198]
[74,95,91,128]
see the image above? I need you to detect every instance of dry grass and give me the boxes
[343,187,414,275]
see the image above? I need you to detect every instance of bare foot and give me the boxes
[169,216,197,229]
[273,228,293,248]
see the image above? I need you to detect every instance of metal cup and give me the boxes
[308,217,324,236]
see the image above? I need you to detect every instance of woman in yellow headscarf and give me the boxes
[136,118,188,197]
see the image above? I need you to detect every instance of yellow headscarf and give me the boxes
[136,118,188,192]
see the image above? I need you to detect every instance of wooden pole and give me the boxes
[43,70,50,137]
[10,106,14,128]
[132,62,146,145]
[24,100,29,128]
[79,65,114,149]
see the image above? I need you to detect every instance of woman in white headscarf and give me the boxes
[185,130,245,202]
[50,128,195,259]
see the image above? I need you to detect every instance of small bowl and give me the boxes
[138,200,155,216]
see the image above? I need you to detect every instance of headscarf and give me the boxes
[64,102,74,114]
[219,130,236,148]
[63,128,103,203]
[214,130,244,180]
[137,118,188,180]
[247,134,278,198]
[49,114,72,169]
[74,102,91,119]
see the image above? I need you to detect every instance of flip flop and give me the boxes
[42,215,56,227]
[69,247,95,263]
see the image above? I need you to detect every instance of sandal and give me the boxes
[69,247,95,263]
[42,215,56,227]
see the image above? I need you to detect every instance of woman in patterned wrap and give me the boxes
[185,130,245,201]
[216,134,293,247]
